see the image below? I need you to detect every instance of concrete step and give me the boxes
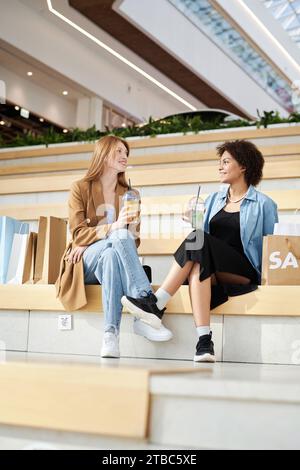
[150,362,300,450]
[0,354,299,450]
[1,309,300,365]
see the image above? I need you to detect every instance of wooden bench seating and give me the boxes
[1,158,300,195]
[0,143,299,176]
[0,284,299,316]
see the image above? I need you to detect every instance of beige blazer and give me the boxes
[55,178,140,311]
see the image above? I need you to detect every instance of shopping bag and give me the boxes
[274,222,300,236]
[22,232,37,284]
[34,216,67,284]
[6,232,30,284]
[0,217,29,284]
[261,235,300,285]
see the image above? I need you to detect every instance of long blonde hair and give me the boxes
[84,135,129,188]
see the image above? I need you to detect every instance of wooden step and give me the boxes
[0,362,150,438]
[1,190,299,221]
[0,143,299,176]
[0,284,299,316]
[1,159,300,195]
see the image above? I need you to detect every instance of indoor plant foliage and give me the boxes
[1,111,300,149]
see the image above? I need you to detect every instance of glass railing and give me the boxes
[169,0,294,112]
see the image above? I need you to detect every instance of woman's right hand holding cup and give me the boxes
[111,206,138,231]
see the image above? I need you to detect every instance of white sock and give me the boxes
[155,288,171,310]
[196,326,211,338]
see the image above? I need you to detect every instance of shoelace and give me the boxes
[104,333,117,344]
[196,335,212,352]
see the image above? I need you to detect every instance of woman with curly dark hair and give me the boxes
[121,139,279,363]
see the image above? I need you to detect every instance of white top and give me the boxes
[106,206,115,224]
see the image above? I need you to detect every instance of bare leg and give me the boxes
[188,263,214,327]
[189,266,251,327]
[160,260,194,296]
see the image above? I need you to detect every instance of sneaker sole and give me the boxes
[121,296,162,329]
[193,353,216,363]
[101,352,120,358]
[134,326,173,342]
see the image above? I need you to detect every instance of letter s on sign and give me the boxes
[269,251,282,270]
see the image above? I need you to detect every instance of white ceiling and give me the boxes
[0,39,92,102]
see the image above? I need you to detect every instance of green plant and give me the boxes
[256,110,289,128]
[1,111,300,149]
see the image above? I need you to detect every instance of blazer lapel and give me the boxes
[91,179,104,217]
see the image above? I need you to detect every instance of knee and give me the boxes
[99,247,118,267]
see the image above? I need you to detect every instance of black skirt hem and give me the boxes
[174,230,259,310]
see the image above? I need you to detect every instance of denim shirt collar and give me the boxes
[219,184,257,202]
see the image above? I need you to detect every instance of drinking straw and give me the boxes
[129,178,132,190]
[196,185,201,205]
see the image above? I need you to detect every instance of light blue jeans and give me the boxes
[82,228,152,334]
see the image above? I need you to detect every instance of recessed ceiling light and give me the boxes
[39,117,44,122]
[63,129,68,133]
[27,71,33,76]
[0,120,5,125]
[15,106,20,111]
[62,90,68,96]
[20,108,30,119]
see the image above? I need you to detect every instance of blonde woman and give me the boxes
[56,135,172,358]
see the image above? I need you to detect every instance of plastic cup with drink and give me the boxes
[182,185,204,230]
[122,179,140,225]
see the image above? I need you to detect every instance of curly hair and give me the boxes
[216,140,264,187]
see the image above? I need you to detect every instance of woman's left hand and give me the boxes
[67,246,88,264]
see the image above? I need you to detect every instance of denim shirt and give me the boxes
[203,185,279,283]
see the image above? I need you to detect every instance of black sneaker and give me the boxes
[121,293,165,329]
[194,332,216,363]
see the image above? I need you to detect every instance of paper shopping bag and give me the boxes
[274,223,300,236]
[0,216,29,284]
[6,232,30,284]
[34,216,67,284]
[22,232,37,284]
[261,235,300,285]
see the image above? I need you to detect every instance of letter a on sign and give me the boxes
[281,252,299,269]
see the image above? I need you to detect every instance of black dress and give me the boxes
[174,209,259,310]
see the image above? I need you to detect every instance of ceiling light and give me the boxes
[14,106,20,111]
[20,108,30,119]
[62,90,68,96]
[0,120,5,125]
[63,129,68,133]
[39,117,44,122]
[27,71,33,76]
[46,0,197,111]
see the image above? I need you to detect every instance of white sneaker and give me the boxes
[101,332,120,358]
[133,318,173,342]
